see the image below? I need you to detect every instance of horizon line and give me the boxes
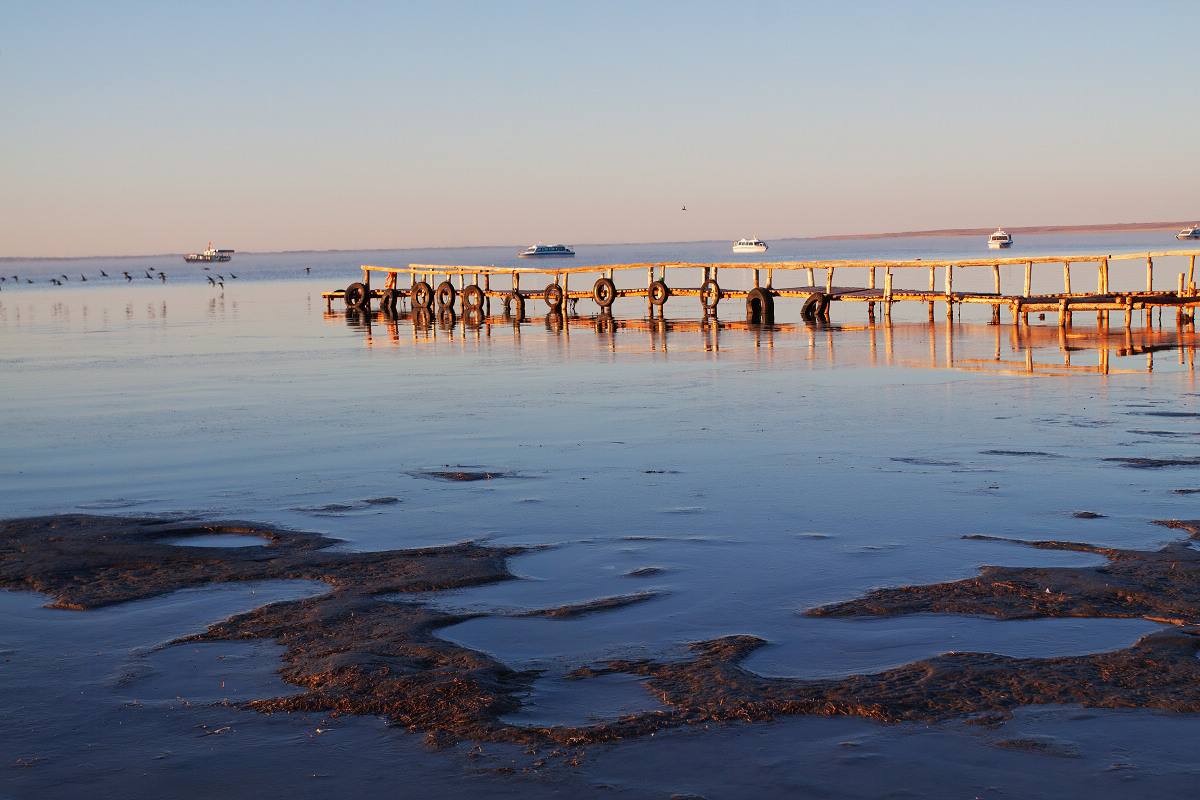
[3,219,1195,262]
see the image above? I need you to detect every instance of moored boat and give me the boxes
[987,228,1013,249]
[732,237,768,253]
[1177,225,1200,240]
[518,243,575,258]
[184,242,235,263]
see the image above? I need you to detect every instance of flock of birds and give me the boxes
[0,266,239,291]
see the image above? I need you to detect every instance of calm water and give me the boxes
[3,231,1200,798]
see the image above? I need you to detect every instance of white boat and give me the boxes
[184,242,234,263]
[987,228,1013,249]
[1177,225,1200,240]
[518,243,575,258]
[732,237,768,253]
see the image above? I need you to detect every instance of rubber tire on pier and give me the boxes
[508,291,526,319]
[378,288,398,315]
[593,277,617,309]
[700,279,721,312]
[344,282,369,310]
[436,281,457,310]
[801,292,829,322]
[746,286,774,324]
[411,281,434,309]
[544,282,565,311]
[462,285,485,310]
[649,280,671,306]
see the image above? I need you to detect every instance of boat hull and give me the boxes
[184,255,232,262]
[987,241,1012,249]
[518,252,575,258]
[732,245,768,253]
[1177,234,1200,240]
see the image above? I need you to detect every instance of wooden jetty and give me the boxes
[322,250,1200,327]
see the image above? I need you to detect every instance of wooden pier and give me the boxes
[322,249,1200,327]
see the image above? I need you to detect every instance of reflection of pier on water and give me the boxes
[326,306,1199,377]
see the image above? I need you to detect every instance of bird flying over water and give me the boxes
[158,272,166,282]
[80,274,87,281]
[681,204,687,211]
[123,272,132,281]
[100,270,108,277]
[229,273,237,279]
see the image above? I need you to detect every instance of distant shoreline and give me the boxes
[3,220,1194,262]
[805,220,1195,241]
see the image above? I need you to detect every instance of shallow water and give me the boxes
[4,232,1200,797]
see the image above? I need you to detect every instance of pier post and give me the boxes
[993,264,1001,296]
[1058,299,1069,327]
[1098,258,1108,293]
[806,266,816,286]
[753,268,760,288]
[944,264,954,319]
[868,267,876,289]
[1147,256,1154,292]
[928,266,936,292]
[1063,262,1071,294]
[1180,272,1186,296]
[767,268,773,288]
[825,267,834,294]
[883,269,893,317]
[1023,262,1032,297]
[1191,255,1197,293]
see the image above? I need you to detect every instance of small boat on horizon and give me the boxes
[732,237,768,253]
[518,243,575,258]
[1177,225,1200,240]
[184,242,234,263]
[987,228,1013,249]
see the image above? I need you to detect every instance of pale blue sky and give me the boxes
[2,1,1197,256]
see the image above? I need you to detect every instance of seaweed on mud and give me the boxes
[517,592,662,619]
[807,520,1200,625]
[1104,457,1200,469]
[411,470,514,482]
[9,514,1200,749]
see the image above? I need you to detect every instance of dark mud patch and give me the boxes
[1071,511,1106,519]
[626,567,665,578]
[1173,488,1200,495]
[292,497,402,514]
[1127,429,1200,438]
[889,457,961,467]
[1128,411,1200,418]
[642,470,680,475]
[518,592,662,619]
[364,496,400,505]
[979,450,1062,458]
[1104,457,1200,469]
[412,470,515,482]
[992,735,1083,758]
[807,520,1200,625]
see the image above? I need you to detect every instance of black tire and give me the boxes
[544,282,564,311]
[462,284,485,310]
[436,281,456,309]
[344,282,369,309]
[509,291,526,319]
[411,281,433,309]
[700,279,722,312]
[592,277,617,308]
[649,280,670,306]
[746,287,775,323]
[801,292,829,322]
[378,288,398,315]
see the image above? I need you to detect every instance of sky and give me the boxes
[2,1,1198,257]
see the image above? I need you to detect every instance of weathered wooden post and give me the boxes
[1098,258,1108,293]
[868,266,876,289]
[1063,261,1071,294]
[1023,261,1032,297]
[993,264,1001,296]
[944,264,954,319]
[806,266,816,286]
[884,268,893,317]
[825,267,834,294]
[1147,255,1154,292]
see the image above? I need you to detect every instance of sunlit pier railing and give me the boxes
[322,249,1200,328]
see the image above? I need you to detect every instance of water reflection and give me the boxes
[328,308,1200,376]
